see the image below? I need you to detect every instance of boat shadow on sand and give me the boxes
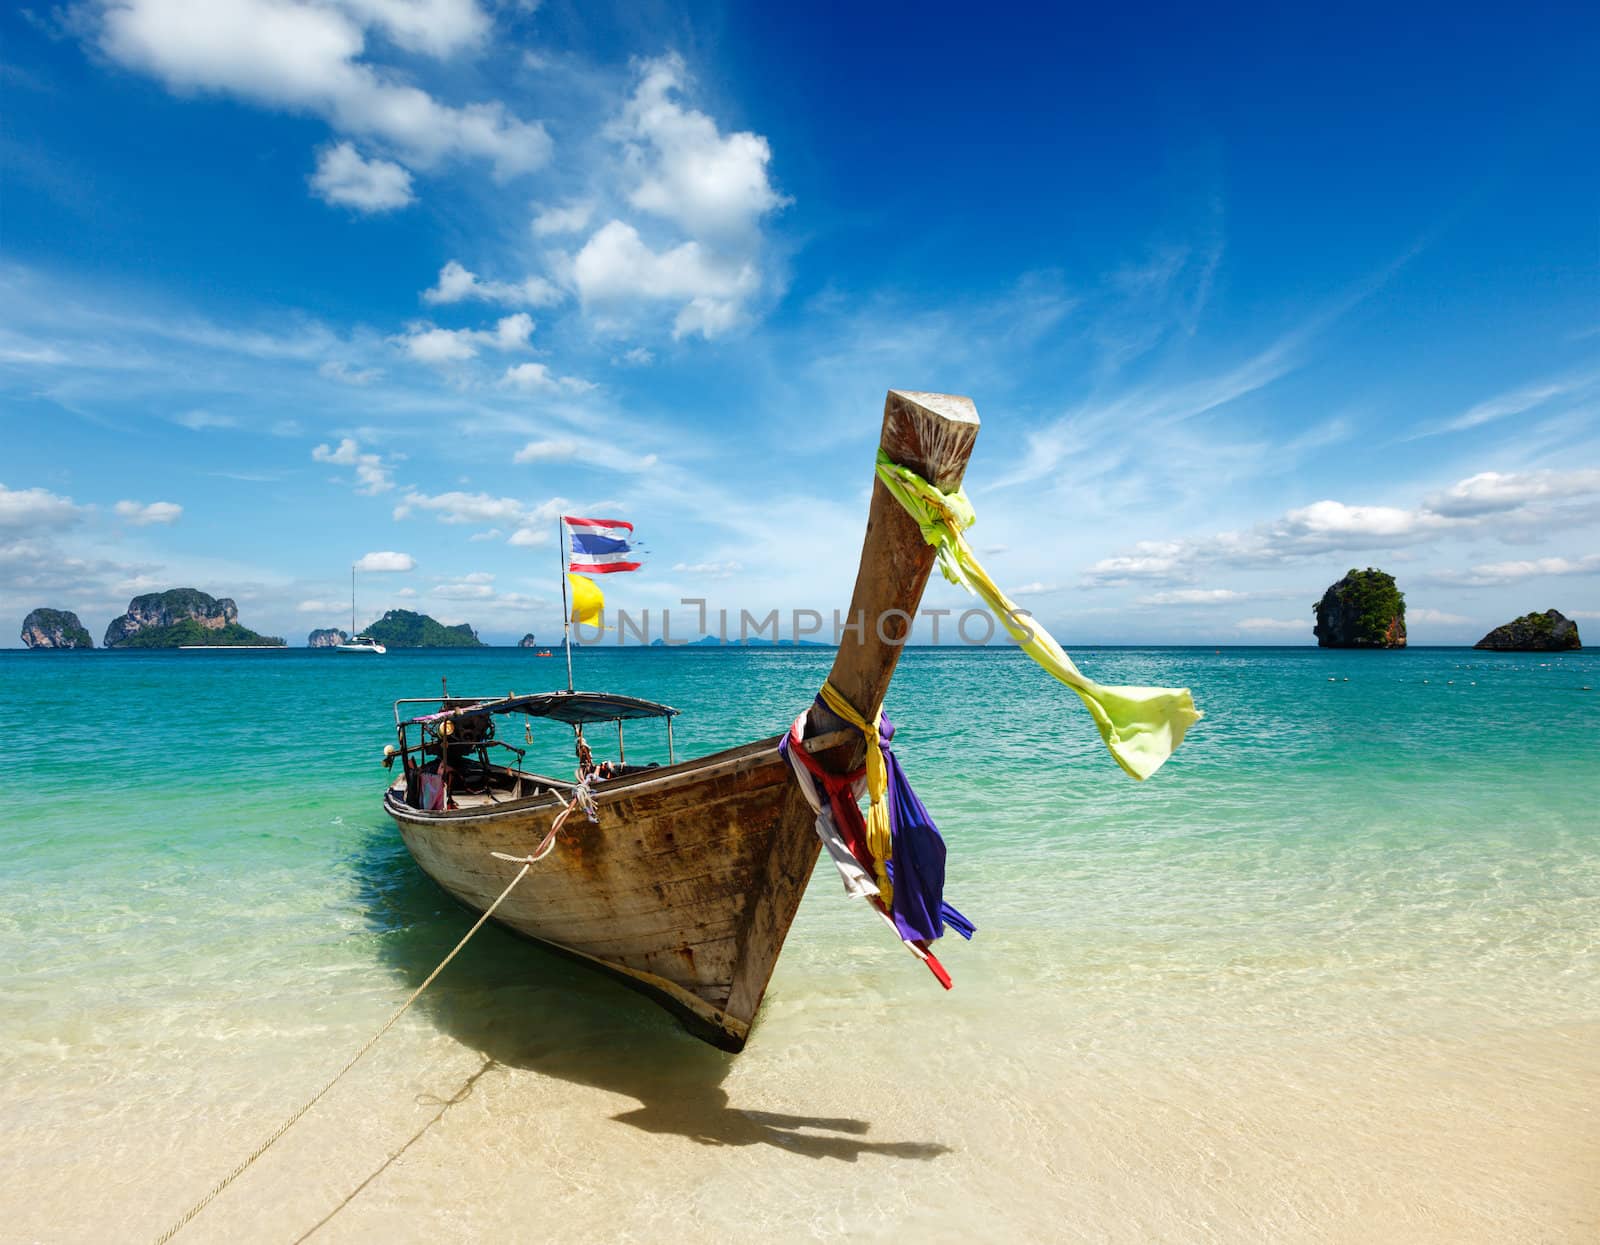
[351,825,950,1163]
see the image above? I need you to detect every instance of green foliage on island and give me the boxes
[362,609,484,648]
[116,620,285,648]
[1313,567,1407,648]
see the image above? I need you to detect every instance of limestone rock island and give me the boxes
[518,633,539,648]
[362,609,484,648]
[103,588,284,648]
[307,628,350,648]
[1313,568,1406,648]
[1474,609,1581,652]
[21,607,94,649]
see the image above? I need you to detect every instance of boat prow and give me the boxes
[382,390,980,1049]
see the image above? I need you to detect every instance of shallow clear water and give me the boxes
[2,646,1596,1242]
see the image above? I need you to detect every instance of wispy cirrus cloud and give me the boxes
[1405,370,1600,441]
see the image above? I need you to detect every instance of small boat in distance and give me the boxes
[382,390,980,1049]
[336,565,387,654]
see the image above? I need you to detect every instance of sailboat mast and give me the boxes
[350,565,356,636]
[558,518,574,692]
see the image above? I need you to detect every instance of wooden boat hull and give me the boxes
[385,732,848,1049]
[383,389,981,1049]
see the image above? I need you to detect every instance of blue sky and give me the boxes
[3,0,1597,646]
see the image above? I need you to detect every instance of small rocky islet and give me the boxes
[1313,568,1407,648]
[1474,609,1581,652]
[20,607,95,649]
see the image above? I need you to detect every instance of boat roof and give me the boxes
[398,690,678,727]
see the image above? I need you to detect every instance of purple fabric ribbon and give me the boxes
[879,713,976,944]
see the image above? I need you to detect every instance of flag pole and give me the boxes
[558,516,574,692]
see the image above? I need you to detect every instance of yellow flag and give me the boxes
[568,573,604,627]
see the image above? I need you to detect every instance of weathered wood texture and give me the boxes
[388,390,981,1049]
[722,390,981,1027]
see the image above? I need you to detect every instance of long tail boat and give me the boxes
[382,390,980,1050]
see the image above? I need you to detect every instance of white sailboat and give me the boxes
[335,565,386,654]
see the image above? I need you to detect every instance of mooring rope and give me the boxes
[153,786,593,1244]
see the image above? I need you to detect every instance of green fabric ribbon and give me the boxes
[875,450,1202,781]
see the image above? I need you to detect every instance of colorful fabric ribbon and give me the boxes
[781,702,971,989]
[874,449,1203,781]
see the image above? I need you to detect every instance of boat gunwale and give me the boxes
[383,726,855,826]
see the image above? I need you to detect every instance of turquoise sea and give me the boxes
[2,645,1596,1243]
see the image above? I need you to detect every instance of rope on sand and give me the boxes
[153,787,593,1244]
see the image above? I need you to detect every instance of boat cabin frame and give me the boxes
[389,690,679,812]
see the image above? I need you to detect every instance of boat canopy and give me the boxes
[397,690,678,728]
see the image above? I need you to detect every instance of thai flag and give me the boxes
[564,516,641,573]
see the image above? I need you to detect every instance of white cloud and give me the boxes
[1011,581,1061,596]
[114,499,183,525]
[97,0,549,179]
[319,360,382,385]
[616,346,654,367]
[512,437,579,461]
[1137,588,1248,605]
[423,260,560,308]
[507,526,550,546]
[0,484,83,530]
[1084,465,1600,587]
[433,570,495,599]
[499,363,594,393]
[1081,541,1188,586]
[297,599,336,612]
[333,0,489,57]
[311,436,394,493]
[531,201,593,236]
[1236,617,1306,633]
[173,409,239,430]
[670,560,742,577]
[1437,554,1600,586]
[616,53,787,237]
[512,437,658,473]
[310,141,414,211]
[569,221,756,339]
[1425,469,1600,518]
[394,489,565,528]
[398,313,533,363]
[354,550,415,572]
[1409,608,1471,624]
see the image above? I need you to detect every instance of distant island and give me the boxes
[518,633,540,648]
[1475,609,1581,652]
[1313,568,1406,648]
[21,607,94,649]
[104,589,284,648]
[307,628,349,648]
[361,609,484,648]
